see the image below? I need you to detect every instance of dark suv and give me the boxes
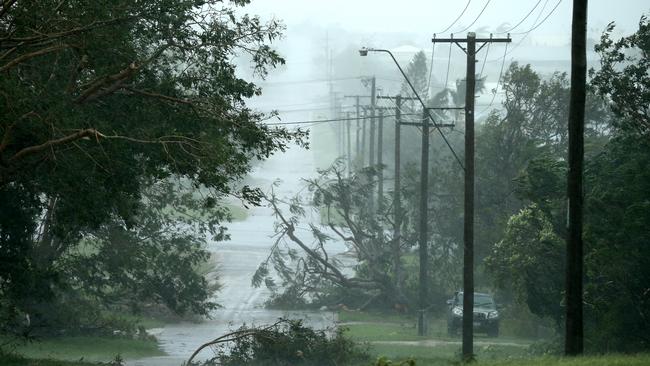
[446,291,499,337]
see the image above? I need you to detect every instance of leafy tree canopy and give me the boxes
[0,0,305,334]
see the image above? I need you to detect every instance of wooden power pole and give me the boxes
[369,76,376,168]
[432,32,511,359]
[377,108,384,209]
[418,108,430,336]
[346,111,352,176]
[393,96,403,292]
[376,95,419,295]
[565,0,587,356]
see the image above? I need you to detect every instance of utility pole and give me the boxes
[377,108,384,209]
[432,32,511,360]
[393,95,403,292]
[356,96,361,162]
[344,95,372,169]
[361,109,367,166]
[376,95,419,295]
[418,108,430,336]
[346,111,352,177]
[565,0,587,356]
[463,34,477,358]
[369,76,377,168]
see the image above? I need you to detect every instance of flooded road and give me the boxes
[131,145,347,366]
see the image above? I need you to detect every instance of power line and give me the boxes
[478,41,510,115]
[495,0,544,34]
[479,41,490,80]
[444,41,453,89]
[511,0,562,35]
[426,43,436,98]
[436,0,472,35]
[453,0,492,35]
[264,113,421,126]
[486,0,558,63]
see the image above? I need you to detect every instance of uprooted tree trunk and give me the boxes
[253,162,409,311]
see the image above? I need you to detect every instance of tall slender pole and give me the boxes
[369,77,376,168]
[347,111,352,177]
[417,108,430,336]
[565,0,587,356]
[462,32,476,360]
[361,109,367,167]
[394,95,403,294]
[356,96,361,162]
[377,109,384,209]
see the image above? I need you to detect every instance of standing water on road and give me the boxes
[131,145,347,366]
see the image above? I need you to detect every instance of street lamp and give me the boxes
[360,46,431,336]
[360,47,462,168]
[359,47,427,113]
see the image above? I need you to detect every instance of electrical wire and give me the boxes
[264,113,420,126]
[444,42,453,89]
[495,0,544,34]
[510,0,562,35]
[486,0,556,63]
[478,41,509,116]
[426,43,436,98]
[452,0,492,35]
[478,41,491,80]
[436,0,472,35]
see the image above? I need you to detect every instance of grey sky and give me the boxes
[246,0,647,43]
[241,1,648,121]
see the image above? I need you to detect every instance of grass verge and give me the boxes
[2,336,164,363]
[0,353,97,366]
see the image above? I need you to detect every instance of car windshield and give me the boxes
[454,293,496,309]
[474,294,495,308]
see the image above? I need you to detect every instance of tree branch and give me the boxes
[0,44,74,72]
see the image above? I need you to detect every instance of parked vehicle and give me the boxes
[446,291,499,337]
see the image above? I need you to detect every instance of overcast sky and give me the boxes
[245,0,648,44]
[241,1,649,120]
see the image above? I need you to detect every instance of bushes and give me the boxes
[197,319,369,366]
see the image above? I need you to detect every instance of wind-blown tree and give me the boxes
[400,50,430,101]
[485,17,650,352]
[0,0,304,335]
[254,163,408,310]
[590,14,650,136]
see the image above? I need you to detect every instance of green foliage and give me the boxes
[484,18,650,352]
[0,0,303,338]
[373,355,416,366]
[485,204,564,327]
[400,51,430,101]
[257,161,406,310]
[590,14,650,135]
[204,319,369,366]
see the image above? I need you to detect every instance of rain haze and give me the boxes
[1,1,649,366]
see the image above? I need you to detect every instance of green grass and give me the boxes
[225,203,248,221]
[365,345,650,366]
[367,343,529,365]
[3,336,164,363]
[338,311,412,324]
[339,311,535,344]
[0,353,97,366]
[478,354,650,366]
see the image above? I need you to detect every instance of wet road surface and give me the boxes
[130,146,347,366]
